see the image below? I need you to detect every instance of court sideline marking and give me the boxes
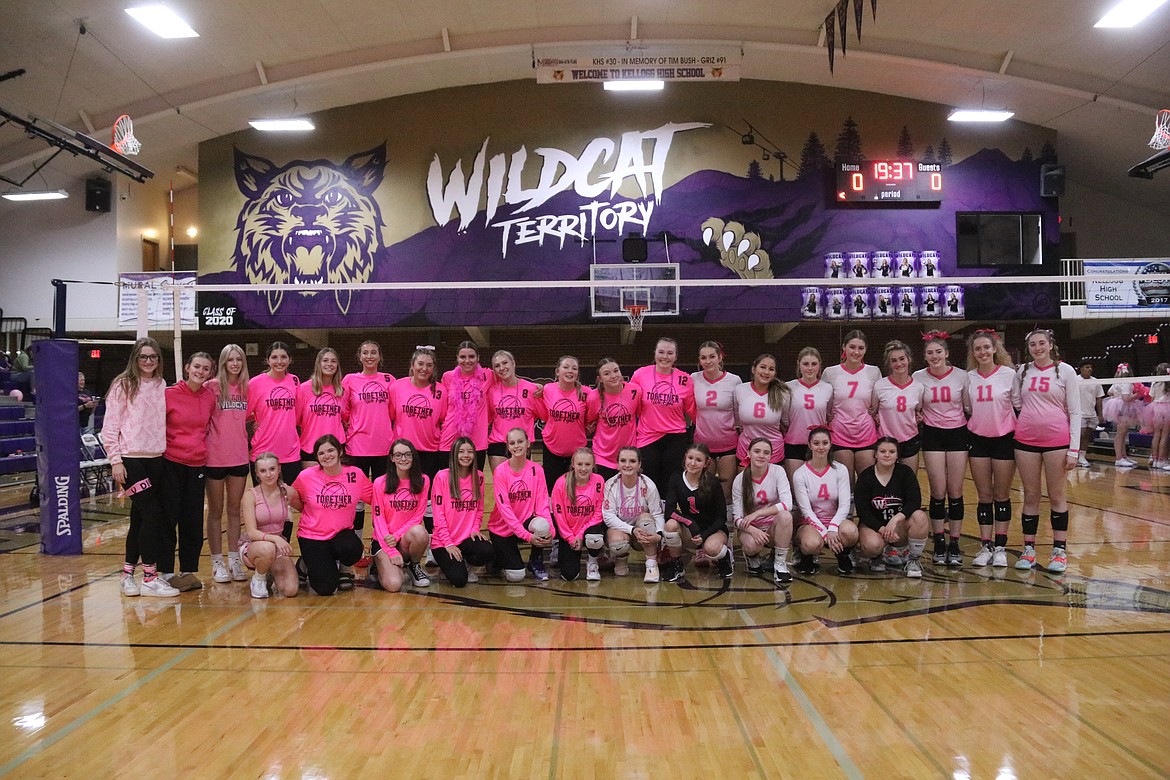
[0,608,255,778]
[738,609,863,780]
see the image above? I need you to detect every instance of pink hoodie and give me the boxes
[102,376,167,463]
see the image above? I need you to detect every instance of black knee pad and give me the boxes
[929,497,947,520]
[976,502,993,525]
[1021,513,1040,536]
[1050,510,1069,532]
[993,500,1012,523]
[947,497,964,521]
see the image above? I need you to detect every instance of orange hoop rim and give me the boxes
[111,114,140,155]
[623,304,647,331]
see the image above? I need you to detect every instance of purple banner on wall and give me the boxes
[35,339,82,555]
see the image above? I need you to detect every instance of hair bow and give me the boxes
[415,345,436,351]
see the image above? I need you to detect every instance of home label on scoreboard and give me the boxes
[835,161,944,203]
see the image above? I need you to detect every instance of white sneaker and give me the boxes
[140,577,180,597]
[1077,456,1090,468]
[229,557,248,581]
[120,572,140,596]
[407,562,431,587]
[1115,458,1136,468]
[465,569,479,584]
[614,557,630,576]
[586,557,601,581]
[212,559,231,584]
[1163,461,1170,472]
[250,573,269,599]
[991,546,1008,567]
[905,558,923,578]
[643,559,660,583]
[972,546,994,567]
[424,548,437,566]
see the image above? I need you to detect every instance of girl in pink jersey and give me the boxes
[106,337,176,597]
[735,353,790,467]
[1013,329,1081,573]
[240,452,298,598]
[1146,363,1170,470]
[296,347,347,464]
[342,340,395,562]
[205,344,250,585]
[1103,363,1142,468]
[541,356,595,494]
[691,341,741,504]
[289,434,373,595]
[389,347,448,497]
[601,446,663,582]
[588,358,640,480]
[247,342,301,505]
[870,340,924,470]
[822,330,881,483]
[965,329,1017,568]
[913,331,970,567]
[551,448,607,582]
[440,341,491,470]
[370,438,432,592]
[431,437,494,587]
[783,348,834,510]
[159,351,216,591]
[488,428,554,581]
[792,426,857,576]
[486,350,545,473]
[630,337,698,494]
[731,438,794,585]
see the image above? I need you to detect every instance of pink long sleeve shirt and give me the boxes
[488,458,551,540]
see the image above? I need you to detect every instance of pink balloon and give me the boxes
[7,389,22,402]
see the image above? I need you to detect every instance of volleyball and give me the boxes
[8,389,22,402]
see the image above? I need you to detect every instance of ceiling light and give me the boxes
[2,189,69,201]
[603,80,664,92]
[124,6,199,38]
[948,109,1015,123]
[248,118,315,132]
[1095,0,1168,27]
[185,226,198,238]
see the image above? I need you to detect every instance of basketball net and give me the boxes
[624,304,646,331]
[1150,109,1170,150]
[112,115,141,156]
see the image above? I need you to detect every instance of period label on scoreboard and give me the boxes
[835,161,944,203]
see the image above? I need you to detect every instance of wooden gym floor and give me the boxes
[0,461,1167,779]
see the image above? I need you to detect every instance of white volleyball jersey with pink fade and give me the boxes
[733,382,786,463]
[1013,361,1082,450]
[822,364,882,447]
[792,461,852,535]
[730,463,793,528]
[871,376,924,442]
[690,371,742,453]
[342,372,395,457]
[913,366,969,429]
[966,365,1017,438]
[389,378,447,452]
[783,379,834,445]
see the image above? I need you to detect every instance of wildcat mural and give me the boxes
[232,144,387,315]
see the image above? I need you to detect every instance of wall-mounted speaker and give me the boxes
[1040,163,1066,197]
[85,177,112,212]
[622,233,648,263]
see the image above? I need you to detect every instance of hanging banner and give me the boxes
[534,47,741,84]
[1084,258,1170,311]
[825,12,836,72]
[837,0,850,56]
[118,272,198,329]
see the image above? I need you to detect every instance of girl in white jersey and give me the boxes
[822,330,882,483]
[914,331,970,568]
[731,438,794,585]
[965,330,1017,568]
[600,446,664,583]
[1013,329,1081,573]
[792,426,856,576]
[870,340,924,470]
[783,348,834,511]
[1145,363,1170,470]
[1102,363,1142,468]
[734,353,790,467]
[691,341,741,506]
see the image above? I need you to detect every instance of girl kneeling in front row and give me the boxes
[370,438,432,592]
[551,448,607,581]
[240,451,299,598]
[853,437,929,579]
[731,437,795,585]
[662,443,731,582]
[601,446,664,583]
[431,437,494,587]
[792,427,857,575]
[488,428,555,581]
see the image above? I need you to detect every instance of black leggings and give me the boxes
[349,454,388,532]
[639,431,691,493]
[542,446,574,494]
[298,532,363,595]
[123,456,167,567]
[158,458,206,574]
[432,538,495,587]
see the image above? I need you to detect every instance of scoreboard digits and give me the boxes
[836,160,944,203]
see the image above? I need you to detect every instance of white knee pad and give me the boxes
[662,530,683,550]
[607,538,630,558]
[634,516,657,535]
[527,517,551,538]
[584,533,606,551]
[504,568,526,583]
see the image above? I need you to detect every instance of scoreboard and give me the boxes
[835,160,944,203]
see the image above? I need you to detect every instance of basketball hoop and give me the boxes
[623,304,646,331]
[111,114,141,156]
[1150,109,1170,150]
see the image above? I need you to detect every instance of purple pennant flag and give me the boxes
[853,0,864,39]
[825,11,836,72]
[871,0,878,21]
[837,0,849,56]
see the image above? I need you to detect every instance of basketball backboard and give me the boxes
[590,263,680,318]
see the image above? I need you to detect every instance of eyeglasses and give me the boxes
[138,354,160,362]
[391,452,413,460]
